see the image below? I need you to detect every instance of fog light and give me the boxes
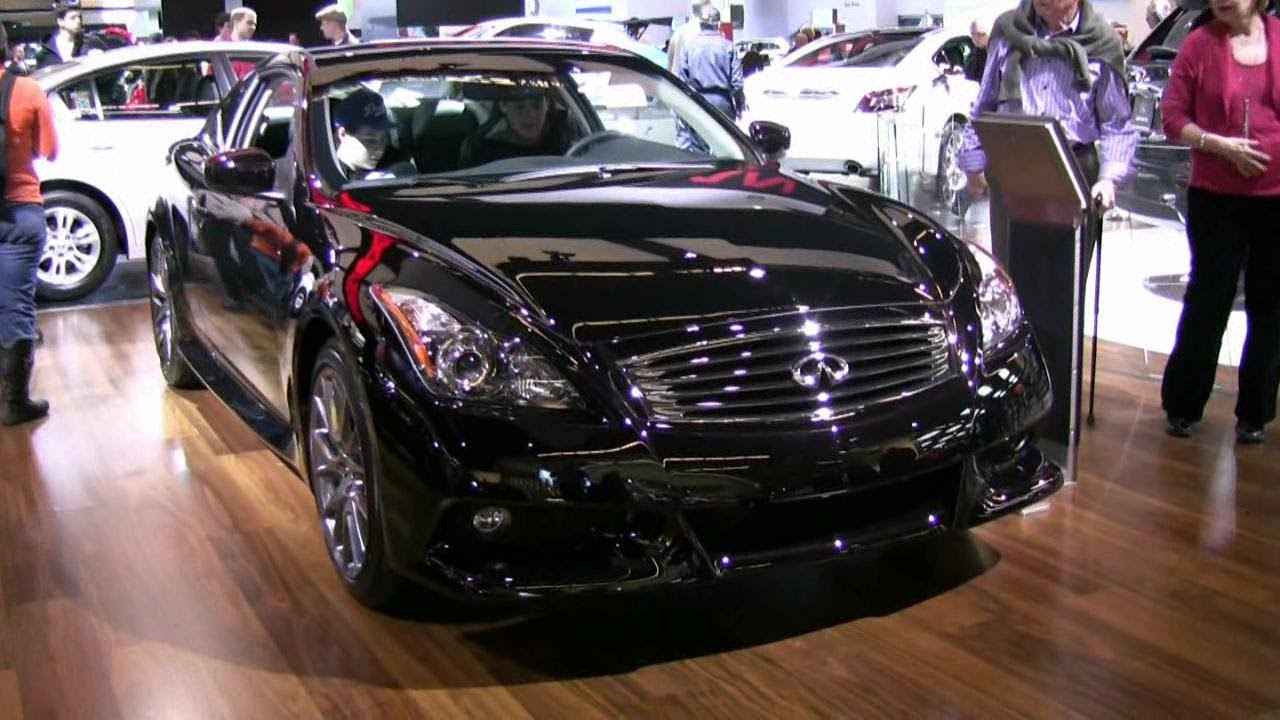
[472,506,511,534]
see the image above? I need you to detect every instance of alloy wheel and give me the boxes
[40,206,102,290]
[148,239,174,369]
[309,366,371,581]
[939,124,968,212]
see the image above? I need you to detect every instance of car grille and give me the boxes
[618,305,954,424]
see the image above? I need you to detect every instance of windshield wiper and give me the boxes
[500,162,718,183]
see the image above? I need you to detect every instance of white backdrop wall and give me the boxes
[355,0,1153,46]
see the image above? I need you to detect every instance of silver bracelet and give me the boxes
[1199,132,1210,150]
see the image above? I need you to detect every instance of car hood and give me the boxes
[343,165,958,345]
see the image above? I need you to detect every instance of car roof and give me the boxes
[308,37,635,63]
[305,39,638,86]
[778,27,956,66]
[471,16,628,33]
[32,40,292,87]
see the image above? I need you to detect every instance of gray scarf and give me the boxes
[994,0,1126,104]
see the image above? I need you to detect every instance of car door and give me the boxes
[193,69,303,418]
[180,77,255,339]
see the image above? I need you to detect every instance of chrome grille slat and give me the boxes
[652,343,944,389]
[620,305,956,424]
[639,327,946,375]
[658,366,951,418]
[651,353,946,398]
[670,376,954,425]
[648,360,948,406]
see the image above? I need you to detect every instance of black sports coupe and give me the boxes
[148,40,1062,607]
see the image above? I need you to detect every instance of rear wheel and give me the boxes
[148,235,202,390]
[37,191,120,302]
[935,119,970,218]
[307,339,405,608]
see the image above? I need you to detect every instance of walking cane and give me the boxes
[1086,199,1103,426]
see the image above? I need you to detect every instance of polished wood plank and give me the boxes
[0,669,18,720]
[1,301,1276,718]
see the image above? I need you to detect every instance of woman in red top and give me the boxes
[0,24,58,426]
[1160,0,1280,443]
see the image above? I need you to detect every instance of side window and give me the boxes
[57,58,219,119]
[238,75,299,161]
[791,40,858,68]
[932,38,973,71]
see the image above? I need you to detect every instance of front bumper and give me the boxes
[366,331,1062,601]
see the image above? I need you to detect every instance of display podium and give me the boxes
[973,115,1091,481]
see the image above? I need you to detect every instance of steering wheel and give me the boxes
[565,130,626,158]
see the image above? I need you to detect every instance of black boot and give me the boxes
[1,339,49,426]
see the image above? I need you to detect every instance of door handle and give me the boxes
[90,144,115,151]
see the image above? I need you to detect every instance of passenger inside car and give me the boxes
[457,85,575,168]
[331,87,417,180]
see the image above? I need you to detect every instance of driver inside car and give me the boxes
[332,88,416,181]
[457,85,573,167]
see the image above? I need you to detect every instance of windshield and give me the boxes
[1153,9,1201,52]
[317,57,751,189]
[788,33,926,68]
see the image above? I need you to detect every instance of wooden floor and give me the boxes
[2,301,1277,719]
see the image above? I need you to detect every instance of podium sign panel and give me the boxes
[973,115,1090,481]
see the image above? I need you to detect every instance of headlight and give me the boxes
[370,285,579,409]
[968,243,1023,353]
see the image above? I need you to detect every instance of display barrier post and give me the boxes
[972,115,1090,483]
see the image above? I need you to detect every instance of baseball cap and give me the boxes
[315,3,346,22]
[332,88,393,131]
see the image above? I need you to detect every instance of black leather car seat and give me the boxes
[410,99,479,173]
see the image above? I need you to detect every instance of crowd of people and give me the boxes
[4,2,361,76]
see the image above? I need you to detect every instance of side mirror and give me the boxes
[204,148,275,195]
[1145,45,1177,61]
[749,120,791,158]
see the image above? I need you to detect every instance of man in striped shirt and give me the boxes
[961,0,1137,262]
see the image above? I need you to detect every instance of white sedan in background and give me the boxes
[32,40,289,301]
[742,27,980,213]
[458,17,669,68]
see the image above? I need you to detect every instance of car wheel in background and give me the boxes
[37,190,120,302]
[148,235,203,390]
[935,119,970,218]
[307,339,405,608]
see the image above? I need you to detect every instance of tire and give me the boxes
[37,190,120,302]
[148,235,203,390]
[935,119,971,219]
[306,339,405,608]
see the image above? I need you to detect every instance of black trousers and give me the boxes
[1161,187,1280,426]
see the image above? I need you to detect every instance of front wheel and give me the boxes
[148,235,202,390]
[935,119,970,219]
[307,339,405,608]
[37,191,120,302]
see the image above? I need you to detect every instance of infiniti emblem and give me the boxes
[791,352,851,390]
